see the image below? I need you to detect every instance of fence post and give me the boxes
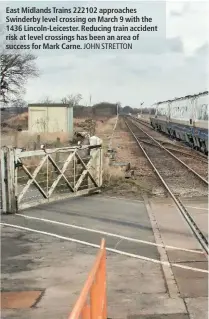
[7,148,16,213]
[13,131,19,147]
[95,146,103,187]
[88,146,102,189]
[95,148,100,187]
[88,147,96,189]
[55,137,61,163]
[37,135,41,149]
[33,141,37,150]
[1,148,7,213]
[1,147,16,213]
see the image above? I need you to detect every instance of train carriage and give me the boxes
[150,91,209,154]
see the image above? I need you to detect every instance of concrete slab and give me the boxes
[149,197,207,252]
[185,209,208,239]
[180,196,208,206]
[147,197,208,301]
[2,195,207,318]
[171,262,208,298]
[167,250,206,263]
[2,196,160,260]
[185,297,208,319]
[18,196,155,240]
[0,226,170,319]
[108,294,186,318]
[179,196,208,239]
[2,196,179,319]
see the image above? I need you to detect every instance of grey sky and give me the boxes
[1,1,209,108]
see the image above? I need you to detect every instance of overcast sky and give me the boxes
[1,1,209,108]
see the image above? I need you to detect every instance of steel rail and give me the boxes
[128,118,208,185]
[131,117,153,129]
[137,138,208,162]
[130,115,208,160]
[125,119,208,255]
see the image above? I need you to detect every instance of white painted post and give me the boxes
[94,148,100,186]
[1,148,7,213]
[1,148,16,213]
[7,148,16,213]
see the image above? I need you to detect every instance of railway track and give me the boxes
[124,117,208,255]
[136,137,208,164]
[132,116,208,161]
[130,117,209,178]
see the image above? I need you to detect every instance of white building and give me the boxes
[28,103,73,135]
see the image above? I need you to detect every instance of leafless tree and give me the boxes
[61,93,82,107]
[11,98,27,114]
[0,51,39,104]
[40,96,55,104]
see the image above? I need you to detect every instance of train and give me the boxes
[150,91,208,154]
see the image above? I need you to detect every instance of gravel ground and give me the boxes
[94,116,208,200]
[127,119,208,198]
[96,117,165,198]
[132,119,208,180]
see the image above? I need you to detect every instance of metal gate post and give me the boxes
[93,146,103,187]
[94,148,99,185]
[8,148,16,213]
[1,148,7,213]
[87,146,100,189]
[1,147,16,213]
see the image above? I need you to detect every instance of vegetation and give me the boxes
[0,51,39,104]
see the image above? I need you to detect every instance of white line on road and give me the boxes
[1,222,208,274]
[183,205,208,211]
[96,196,144,203]
[168,204,208,211]
[17,213,204,254]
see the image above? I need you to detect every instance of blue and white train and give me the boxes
[150,91,209,154]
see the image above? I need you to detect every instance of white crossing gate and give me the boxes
[1,145,103,213]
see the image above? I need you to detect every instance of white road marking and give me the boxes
[169,204,208,211]
[17,213,204,254]
[93,196,144,203]
[184,205,208,211]
[1,222,208,274]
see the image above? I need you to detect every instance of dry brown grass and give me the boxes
[1,111,73,149]
[102,159,144,199]
[1,112,28,131]
[0,131,71,149]
[7,112,28,124]
[95,116,117,134]
[0,114,116,150]
[102,157,124,186]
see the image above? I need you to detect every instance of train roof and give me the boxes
[155,91,209,105]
